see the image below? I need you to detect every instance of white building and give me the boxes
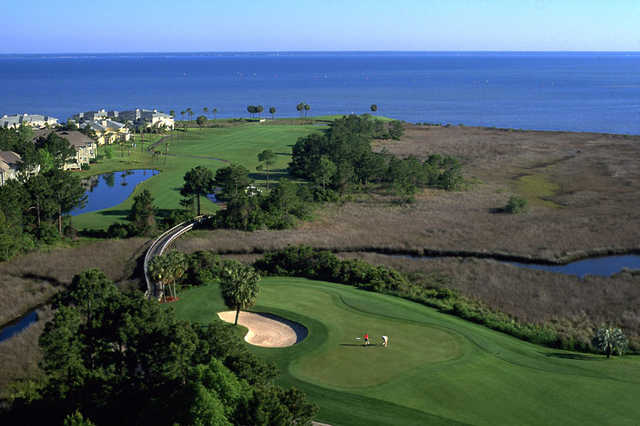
[71,109,110,123]
[115,108,174,130]
[1,114,59,129]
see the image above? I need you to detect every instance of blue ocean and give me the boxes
[1,52,639,134]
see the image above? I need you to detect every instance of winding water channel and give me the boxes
[0,310,38,343]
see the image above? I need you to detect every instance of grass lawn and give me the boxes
[174,277,640,426]
[72,124,318,229]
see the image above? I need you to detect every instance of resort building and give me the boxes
[35,130,98,170]
[71,109,110,123]
[81,119,131,145]
[1,114,59,129]
[0,151,23,186]
[114,108,175,130]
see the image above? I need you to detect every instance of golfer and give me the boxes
[381,335,389,347]
[364,333,369,346]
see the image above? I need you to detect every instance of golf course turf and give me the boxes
[174,277,640,426]
[72,123,319,229]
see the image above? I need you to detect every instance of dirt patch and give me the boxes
[217,311,307,348]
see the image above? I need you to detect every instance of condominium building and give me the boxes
[1,113,59,129]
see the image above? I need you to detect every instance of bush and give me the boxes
[106,223,132,239]
[185,251,230,286]
[80,163,90,171]
[162,209,193,228]
[35,223,61,244]
[505,195,528,214]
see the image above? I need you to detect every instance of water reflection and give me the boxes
[72,169,158,216]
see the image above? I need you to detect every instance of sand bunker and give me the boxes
[217,311,308,348]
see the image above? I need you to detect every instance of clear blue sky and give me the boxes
[1,0,639,53]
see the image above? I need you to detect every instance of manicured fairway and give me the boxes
[72,124,318,229]
[175,277,640,426]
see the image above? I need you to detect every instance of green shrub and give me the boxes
[106,223,132,239]
[35,223,60,244]
[505,195,528,214]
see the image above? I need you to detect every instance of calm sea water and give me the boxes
[1,52,640,134]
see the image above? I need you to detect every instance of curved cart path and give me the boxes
[144,216,206,300]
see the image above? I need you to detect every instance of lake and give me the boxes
[72,169,158,216]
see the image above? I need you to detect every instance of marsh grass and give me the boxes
[0,237,149,326]
[0,306,52,396]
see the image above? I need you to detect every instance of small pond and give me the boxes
[0,310,38,343]
[71,169,158,216]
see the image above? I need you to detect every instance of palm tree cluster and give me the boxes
[246,105,264,118]
[296,102,310,118]
[148,251,188,302]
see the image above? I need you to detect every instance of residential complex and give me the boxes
[1,113,59,129]
[35,129,98,170]
[114,108,175,130]
[81,119,131,145]
[72,107,174,132]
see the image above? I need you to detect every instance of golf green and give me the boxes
[174,277,640,426]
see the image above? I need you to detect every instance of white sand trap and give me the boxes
[217,311,308,348]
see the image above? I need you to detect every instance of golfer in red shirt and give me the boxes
[364,333,369,345]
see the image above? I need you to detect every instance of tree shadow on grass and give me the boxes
[340,343,381,347]
[248,171,290,181]
[97,209,130,217]
[543,352,602,361]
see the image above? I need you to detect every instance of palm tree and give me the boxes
[593,327,628,358]
[370,104,378,113]
[203,107,209,118]
[186,108,193,124]
[220,261,261,325]
[304,103,310,118]
[169,110,176,140]
[212,108,218,120]
[269,106,276,119]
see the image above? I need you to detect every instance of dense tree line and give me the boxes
[0,170,86,261]
[289,115,462,201]
[213,177,312,231]
[1,269,317,425]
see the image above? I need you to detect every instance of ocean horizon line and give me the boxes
[2,50,640,57]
